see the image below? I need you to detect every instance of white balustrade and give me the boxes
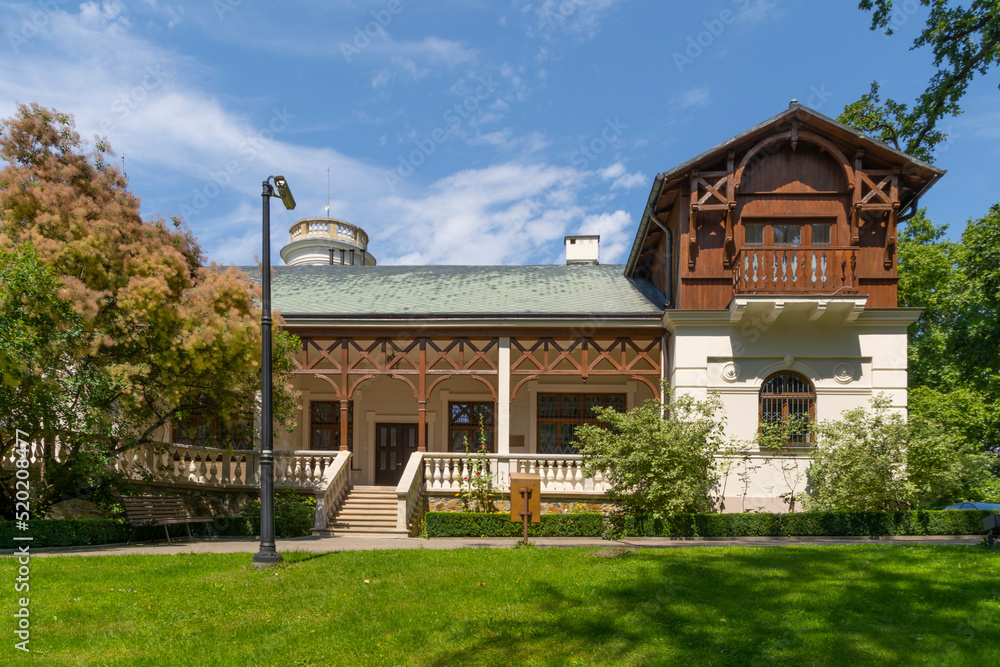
[420,453,609,495]
[313,450,352,530]
[396,452,426,532]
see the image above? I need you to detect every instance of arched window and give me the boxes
[759,371,815,446]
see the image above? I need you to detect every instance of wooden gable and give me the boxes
[626,103,945,309]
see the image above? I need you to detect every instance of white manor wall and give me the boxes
[667,302,919,512]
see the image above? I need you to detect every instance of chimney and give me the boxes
[564,235,599,266]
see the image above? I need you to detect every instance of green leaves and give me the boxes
[806,396,993,511]
[575,386,724,517]
[846,1,1000,162]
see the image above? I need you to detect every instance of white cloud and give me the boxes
[736,0,782,25]
[0,4,389,263]
[0,3,641,269]
[373,36,477,68]
[672,85,711,109]
[372,161,636,266]
[523,0,629,41]
[599,162,646,190]
[573,210,633,264]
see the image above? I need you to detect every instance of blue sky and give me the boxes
[0,0,997,267]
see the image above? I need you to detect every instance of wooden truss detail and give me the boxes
[294,337,499,451]
[688,153,737,269]
[510,337,662,400]
[295,335,662,449]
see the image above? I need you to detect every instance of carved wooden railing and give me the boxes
[733,246,857,294]
[421,453,610,494]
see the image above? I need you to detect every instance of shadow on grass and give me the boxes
[419,545,1000,666]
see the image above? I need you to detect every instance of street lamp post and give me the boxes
[252,175,295,569]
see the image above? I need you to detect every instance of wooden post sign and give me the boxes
[509,472,541,545]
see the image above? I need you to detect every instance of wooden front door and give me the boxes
[375,423,419,486]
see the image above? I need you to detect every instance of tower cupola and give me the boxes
[279,218,377,267]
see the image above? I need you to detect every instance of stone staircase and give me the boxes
[320,486,406,535]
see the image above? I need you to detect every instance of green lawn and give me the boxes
[9,544,1000,666]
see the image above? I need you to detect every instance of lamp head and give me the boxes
[272,175,296,211]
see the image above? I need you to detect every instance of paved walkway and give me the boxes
[15,533,982,558]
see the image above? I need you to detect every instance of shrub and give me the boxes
[605,510,991,538]
[231,491,316,538]
[575,386,724,517]
[424,512,604,538]
[807,396,993,511]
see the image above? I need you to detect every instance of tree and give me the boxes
[0,104,299,514]
[839,1,1000,161]
[575,388,724,517]
[895,206,1000,453]
[0,245,105,513]
[806,397,992,511]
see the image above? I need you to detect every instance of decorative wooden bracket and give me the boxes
[688,153,736,269]
[852,152,900,250]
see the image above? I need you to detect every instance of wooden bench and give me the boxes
[121,495,214,545]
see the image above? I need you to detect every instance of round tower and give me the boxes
[279,218,377,267]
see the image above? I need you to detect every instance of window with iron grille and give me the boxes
[449,402,495,452]
[310,400,353,451]
[537,394,626,454]
[759,372,815,446]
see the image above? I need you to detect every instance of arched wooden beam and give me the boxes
[510,374,540,403]
[735,130,854,191]
[425,374,455,399]
[347,374,377,400]
[425,373,499,402]
[312,373,343,400]
[631,374,660,401]
[389,373,420,402]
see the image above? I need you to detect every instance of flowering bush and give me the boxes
[458,422,496,513]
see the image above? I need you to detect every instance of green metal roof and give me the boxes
[243,265,666,318]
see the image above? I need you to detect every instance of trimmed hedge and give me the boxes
[425,512,604,538]
[1,493,317,548]
[606,510,993,538]
[2,519,141,548]
[423,510,993,538]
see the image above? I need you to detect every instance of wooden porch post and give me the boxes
[417,401,427,452]
[417,340,427,452]
[498,337,511,455]
[338,399,349,451]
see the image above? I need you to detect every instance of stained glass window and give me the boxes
[537,394,626,454]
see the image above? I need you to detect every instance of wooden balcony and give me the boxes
[733,246,858,295]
